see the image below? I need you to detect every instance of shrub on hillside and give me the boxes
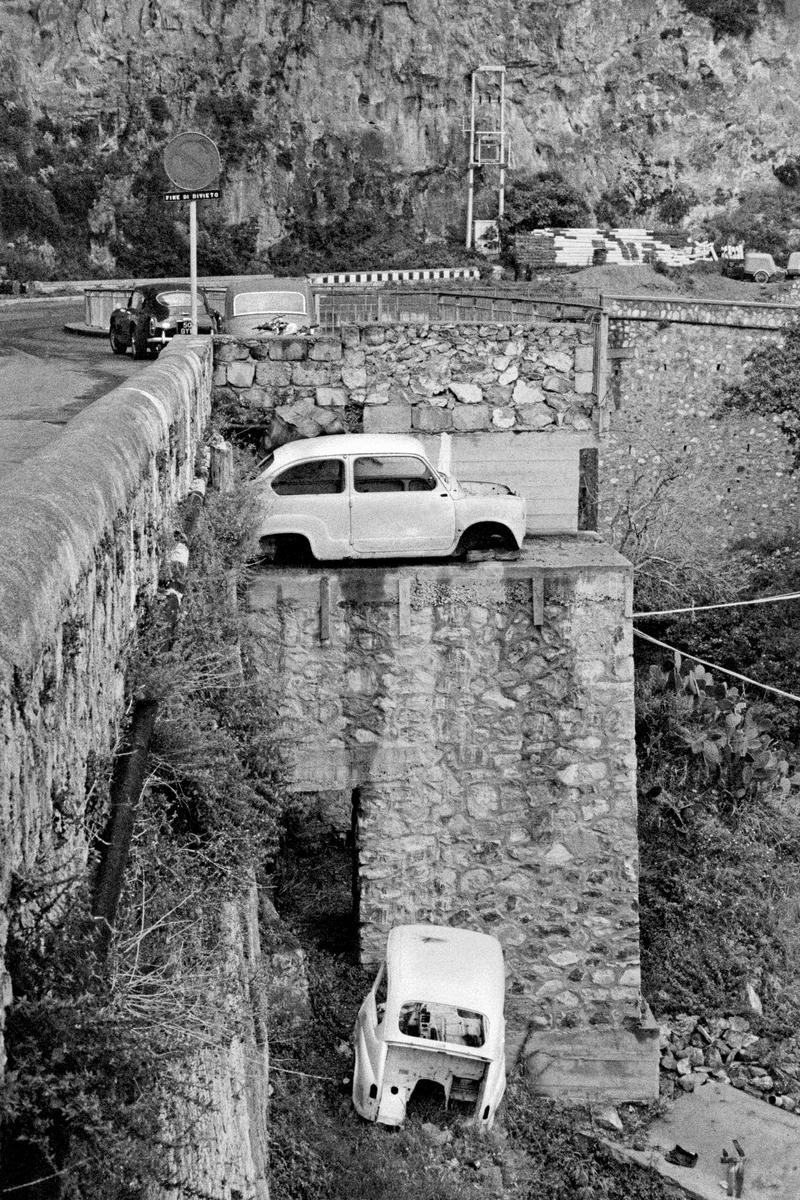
[0,171,60,240]
[773,155,800,188]
[703,186,800,258]
[501,170,591,233]
[637,656,800,1026]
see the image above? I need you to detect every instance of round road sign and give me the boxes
[163,131,221,192]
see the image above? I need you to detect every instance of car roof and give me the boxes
[385,924,505,1018]
[134,282,209,297]
[266,434,430,468]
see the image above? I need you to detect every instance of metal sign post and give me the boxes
[189,199,198,334]
[162,133,221,333]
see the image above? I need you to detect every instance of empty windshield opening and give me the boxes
[398,1001,485,1047]
[233,291,307,316]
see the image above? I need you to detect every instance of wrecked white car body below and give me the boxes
[352,925,507,1130]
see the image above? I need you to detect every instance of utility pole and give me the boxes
[464,64,511,249]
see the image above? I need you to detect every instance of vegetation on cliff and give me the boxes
[722,326,800,467]
[3,1,800,277]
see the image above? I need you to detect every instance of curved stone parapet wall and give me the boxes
[605,293,800,330]
[0,337,213,1073]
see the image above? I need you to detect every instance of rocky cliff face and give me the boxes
[1,0,800,269]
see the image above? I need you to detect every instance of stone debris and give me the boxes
[594,1105,624,1132]
[658,1012,800,1113]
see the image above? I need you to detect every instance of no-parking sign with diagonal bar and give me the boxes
[162,132,221,333]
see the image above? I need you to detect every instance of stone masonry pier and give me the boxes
[247,537,659,1102]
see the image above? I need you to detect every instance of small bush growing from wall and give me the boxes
[722,325,800,466]
[680,0,763,38]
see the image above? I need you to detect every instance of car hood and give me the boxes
[458,479,519,497]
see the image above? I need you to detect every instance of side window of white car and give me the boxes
[354,455,438,493]
[271,459,345,496]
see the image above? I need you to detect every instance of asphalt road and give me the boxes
[0,297,143,479]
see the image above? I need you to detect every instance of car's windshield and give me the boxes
[398,1001,485,1047]
[233,291,307,316]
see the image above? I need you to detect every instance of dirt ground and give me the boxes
[545,261,797,302]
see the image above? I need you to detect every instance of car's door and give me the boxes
[353,963,389,1117]
[350,454,456,554]
[268,456,349,556]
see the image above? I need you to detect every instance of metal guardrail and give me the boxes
[315,285,601,330]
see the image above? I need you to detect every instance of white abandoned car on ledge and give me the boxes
[251,433,526,562]
[352,924,507,1130]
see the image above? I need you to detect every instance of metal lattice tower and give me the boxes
[464,65,511,249]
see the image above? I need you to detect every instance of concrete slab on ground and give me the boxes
[602,1080,800,1199]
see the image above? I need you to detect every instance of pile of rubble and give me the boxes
[659,1013,800,1112]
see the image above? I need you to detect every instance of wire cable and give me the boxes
[633,628,800,704]
[634,591,800,619]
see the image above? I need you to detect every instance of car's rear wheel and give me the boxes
[753,270,770,283]
[457,523,518,558]
[133,324,150,359]
[259,534,315,566]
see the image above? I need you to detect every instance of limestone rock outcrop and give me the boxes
[2,1,800,262]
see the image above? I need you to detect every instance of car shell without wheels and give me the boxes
[109,283,218,358]
[251,433,526,562]
[352,924,507,1129]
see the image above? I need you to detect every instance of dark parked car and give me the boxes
[109,283,219,358]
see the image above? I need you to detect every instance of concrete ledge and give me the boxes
[247,535,631,611]
[522,1005,660,1104]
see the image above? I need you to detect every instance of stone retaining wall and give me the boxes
[602,320,799,548]
[212,320,598,444]
[247,543,659,1101]
[0,338,212,1072]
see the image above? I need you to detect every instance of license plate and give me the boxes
[180,320,192,334]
